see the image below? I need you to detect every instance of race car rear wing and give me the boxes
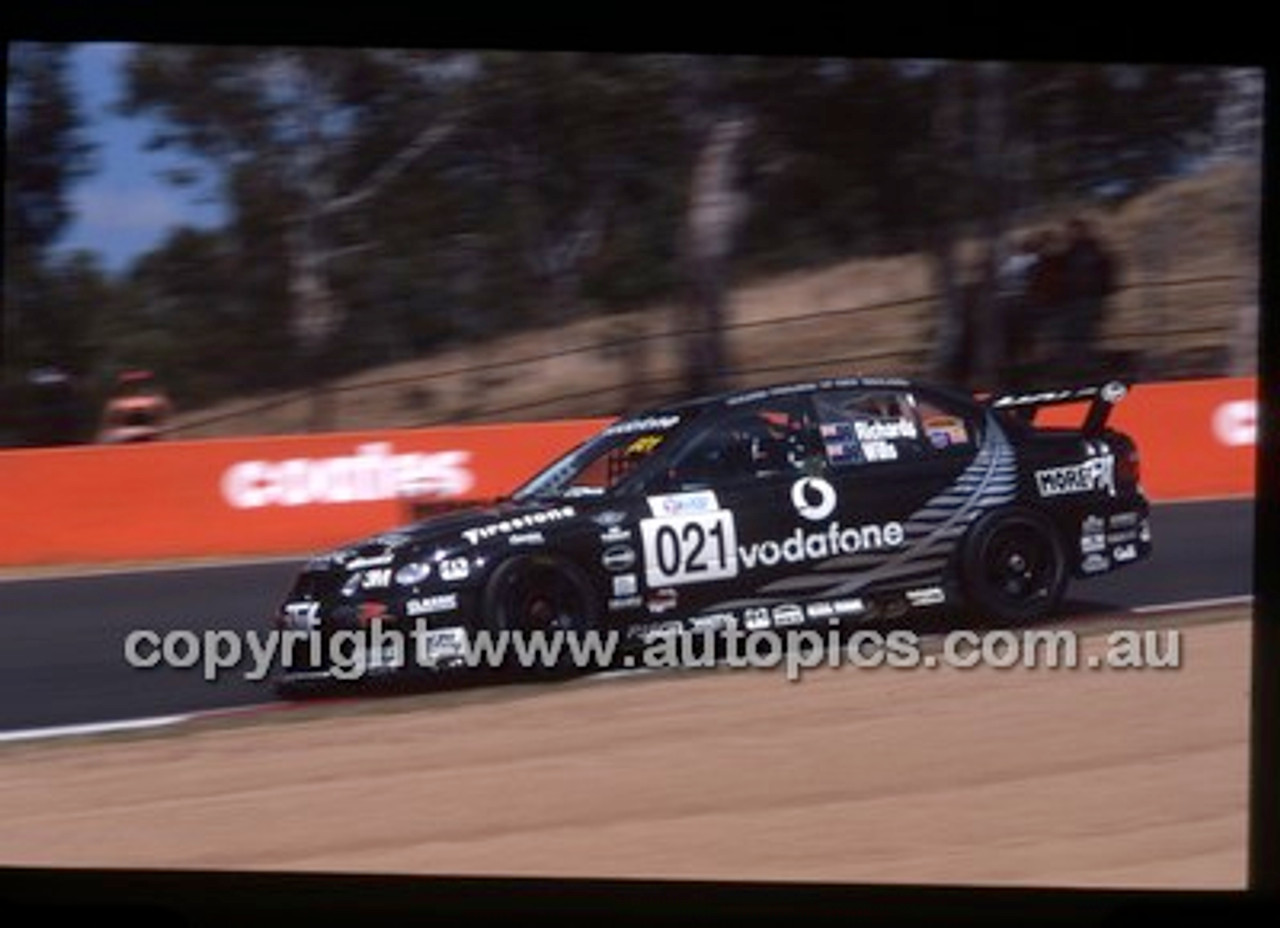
[984,380,1130,434]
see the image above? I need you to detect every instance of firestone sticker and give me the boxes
[461,507,575,545]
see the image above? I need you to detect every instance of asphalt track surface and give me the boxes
[0,499,1254,733]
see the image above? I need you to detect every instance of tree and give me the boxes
[681,108,753,396]
[101,50,1239,429]
[969,61,1011,387]
[118,227,243,406]
[418,52,690,409]
[120,45,465,427]
[670,56,783,397]
[3,42,95,377]
[909,61,1229,389]
[1210,67,1264,376]
[919,62,969,383]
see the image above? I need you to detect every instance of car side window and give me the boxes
[915,394,978,452]
[814,390,927,466]
[666,397,823,487]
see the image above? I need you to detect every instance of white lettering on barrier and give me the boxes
[1212,399,1256,448]
[221,444,474,509]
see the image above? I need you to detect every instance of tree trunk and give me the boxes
[971,61,1009,390]
[284,56,343,433]
[286,210,342,432]
[281,67,456,431]
[927,65,967,384]
[682,114,751,397]
[1137,174,1172,378]
[927,226,964,383]
[1215,68,1263,376]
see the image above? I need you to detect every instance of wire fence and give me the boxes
[160,273,1249,438]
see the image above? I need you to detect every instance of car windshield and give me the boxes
[511,412,692,501]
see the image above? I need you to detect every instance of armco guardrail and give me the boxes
[0,378,1254,568]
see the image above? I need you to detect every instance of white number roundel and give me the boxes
[791,476,836,521]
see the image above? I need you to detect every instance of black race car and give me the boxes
[272,376,1150,686]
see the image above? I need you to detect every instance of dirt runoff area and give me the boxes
[0,613,1249,888]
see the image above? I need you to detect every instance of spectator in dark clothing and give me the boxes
[97,369,173,443]
[953,276,980,386]
[1025,228,1067,372]
[23,367,87,446]
[1058,217,1118,378]
[997,234,1041,372]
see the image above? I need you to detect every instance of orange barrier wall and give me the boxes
[0,378,1256,567]
[0,420,606,567]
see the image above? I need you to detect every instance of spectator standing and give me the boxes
[1059,217,1118,378]
[97,370,173,443]
[997,235,1041,374]
[1025,229,1067,374]
[23,367,86,446]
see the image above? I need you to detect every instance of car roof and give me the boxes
[629,376,977,422]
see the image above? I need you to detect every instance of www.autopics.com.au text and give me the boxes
[122,621,1183,683]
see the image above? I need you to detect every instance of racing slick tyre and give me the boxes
[480,554,601,675]
[959,506,1069,625]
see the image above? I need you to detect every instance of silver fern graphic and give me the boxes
[714,414,1018,609]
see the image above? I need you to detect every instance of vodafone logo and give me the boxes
[1212,400,1256,448]
[221,443,474,509]
[791,476,837,521]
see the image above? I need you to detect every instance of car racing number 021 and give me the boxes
[640,509,739,587]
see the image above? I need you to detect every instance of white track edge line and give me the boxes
[0,712,194,743]
[1131,594,1254,613]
